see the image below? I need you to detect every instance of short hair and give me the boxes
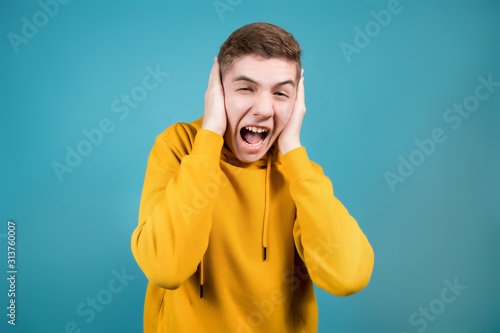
[218,22,302,83]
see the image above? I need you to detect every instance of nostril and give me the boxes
[253,107,274,118]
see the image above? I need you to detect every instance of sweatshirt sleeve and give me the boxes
[282,147,374,297]
[131,126,224,289]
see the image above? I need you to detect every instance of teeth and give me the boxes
[245,126,268,133]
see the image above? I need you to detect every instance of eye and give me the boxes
[237,87,253,92]
[274,92,289,98]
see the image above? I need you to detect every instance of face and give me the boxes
[222,54,298,163]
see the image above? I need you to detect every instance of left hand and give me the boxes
[278,69,306,155]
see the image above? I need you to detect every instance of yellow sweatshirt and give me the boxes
[131,117,374,332]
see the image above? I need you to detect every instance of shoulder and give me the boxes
[155,117,203,156]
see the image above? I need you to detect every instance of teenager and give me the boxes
[131,22,374,332]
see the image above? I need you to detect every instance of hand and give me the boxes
[278,69,305,155]
[201,56,227,137]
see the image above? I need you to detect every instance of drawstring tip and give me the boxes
[263,247,267,261]
[200,285,204,298]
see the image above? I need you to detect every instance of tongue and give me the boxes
[242,128,263,145]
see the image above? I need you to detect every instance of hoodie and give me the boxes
[131,117,374,332]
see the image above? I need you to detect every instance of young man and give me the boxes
[131,22,374,332]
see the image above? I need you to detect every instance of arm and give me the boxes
[131,57,227,289]
[282,148,374,296]
[131,127,224,289]
[279,69,374,296]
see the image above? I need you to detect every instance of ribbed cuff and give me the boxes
[281,146,316,185]
[191,129,224,161]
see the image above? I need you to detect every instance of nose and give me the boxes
[253,94,274,119]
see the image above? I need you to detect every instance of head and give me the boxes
[217,22,303,163]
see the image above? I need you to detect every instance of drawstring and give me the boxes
[262,153,272,261]
[199,260,204,298]
[199,151,273,298]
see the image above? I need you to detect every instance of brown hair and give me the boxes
[218,22,302,83]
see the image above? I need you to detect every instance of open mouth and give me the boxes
[240,126,269,148]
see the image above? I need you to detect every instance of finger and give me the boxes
[287,73,306,128]
[209,57,216,84]
[206,59,219,97]
[207,59,215,89]
[296,70,305,105]
[211,56,222,86]
[292,73,305,118]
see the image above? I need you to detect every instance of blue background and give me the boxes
[1,0,499,332]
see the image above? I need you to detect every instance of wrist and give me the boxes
[279,140,301,156]
[201,122,225,137]
[192,129,225,160]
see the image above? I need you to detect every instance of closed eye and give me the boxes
[275,92,289,98]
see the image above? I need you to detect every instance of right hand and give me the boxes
[201,56,227,137]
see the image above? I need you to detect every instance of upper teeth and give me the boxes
[245,126,268,133]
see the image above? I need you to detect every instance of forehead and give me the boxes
[225,54,297,85]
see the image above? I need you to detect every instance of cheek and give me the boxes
[224,92,252,126]
[274,103,294,130]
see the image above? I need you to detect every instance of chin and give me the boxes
[234,150,266,164]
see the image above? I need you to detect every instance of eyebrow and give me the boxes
[233,75,296,89]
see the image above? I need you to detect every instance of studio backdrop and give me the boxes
[1,0,499,332]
